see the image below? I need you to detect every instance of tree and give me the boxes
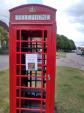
[69,39,76,50]
[56,34,76,51]
[0,26,4,48]
[4,30,8,48]
[60,35,70,51]
[0,26,8,48]
[57,34,62,50]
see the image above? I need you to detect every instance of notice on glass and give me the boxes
[25,54,38,71]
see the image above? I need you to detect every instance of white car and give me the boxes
[76,47,83,55]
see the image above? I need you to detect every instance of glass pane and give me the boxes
[16,29,48,112]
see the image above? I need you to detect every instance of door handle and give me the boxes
[48,74,51,80]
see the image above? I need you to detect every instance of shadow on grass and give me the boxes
[55,103,66,113]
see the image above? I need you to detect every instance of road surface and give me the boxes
[0,55,9,71]
[0,53,84,71]
[57,53,84,70]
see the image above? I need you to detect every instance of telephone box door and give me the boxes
[11,25,52,113]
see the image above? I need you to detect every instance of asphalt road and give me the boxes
[0,53,84,71]
[57,53,84,70]
[0,55,9,71]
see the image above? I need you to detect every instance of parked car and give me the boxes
[76,46,84,55]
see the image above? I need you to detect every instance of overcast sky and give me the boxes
[0,0,84,46]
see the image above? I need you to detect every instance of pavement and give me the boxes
[0,53,84,71]
[57,53,84,70]
[0,55,9,71]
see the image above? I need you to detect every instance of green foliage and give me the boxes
[69,39,76,50]
[57,34,76,51]
[0,26,8,48]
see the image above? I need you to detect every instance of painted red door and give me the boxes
[10,25,52,113]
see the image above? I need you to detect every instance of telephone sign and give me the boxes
[15,14,50,20]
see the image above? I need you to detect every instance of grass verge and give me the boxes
[56,66,84,113]
[56,52,66,58]
[0,70,9,113]
[0,67,84,113]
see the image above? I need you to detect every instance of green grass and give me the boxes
[0,67,84,113]
[56,52,66,58]
[56,67,84,113]
[0,70,9,113]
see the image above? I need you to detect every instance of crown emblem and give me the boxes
[29,7,36,12]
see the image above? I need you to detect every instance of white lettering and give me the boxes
[15,14,50,20]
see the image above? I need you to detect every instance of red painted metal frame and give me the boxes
[9,4,56,113]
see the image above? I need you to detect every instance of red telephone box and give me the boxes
[9,4,56,113]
